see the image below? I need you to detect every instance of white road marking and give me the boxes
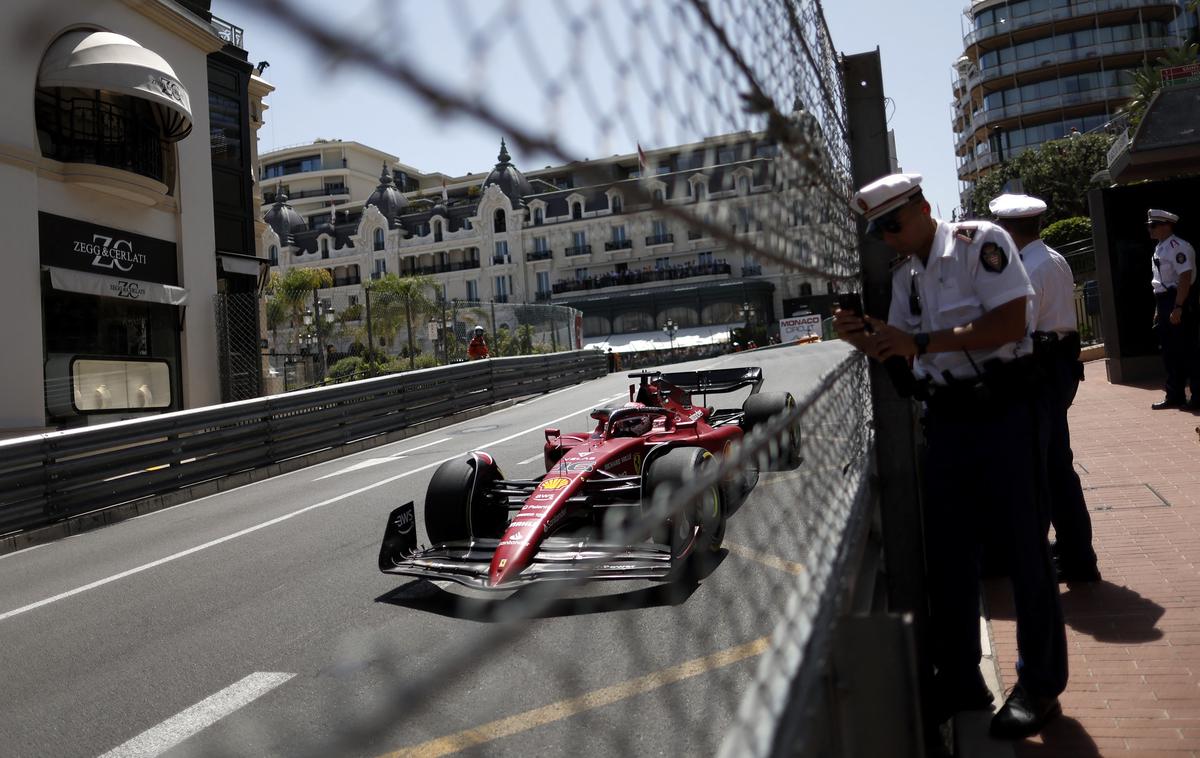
[517,452,544,465]
[0,394,626,624]
[313,437,450,480]
[0,544,48,561]
[98,672,294,758]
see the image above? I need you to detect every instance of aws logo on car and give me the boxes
[539,477,570,490]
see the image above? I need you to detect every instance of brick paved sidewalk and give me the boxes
[985,359,1200,756]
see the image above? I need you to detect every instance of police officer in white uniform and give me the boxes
[834,174,1067,739]
[1148,209,1198,409]
[991,194,1099,583]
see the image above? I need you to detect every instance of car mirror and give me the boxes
[545,428,560,443]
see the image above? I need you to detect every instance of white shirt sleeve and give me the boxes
[968,223,1035,311]
[1170,237,1195,275]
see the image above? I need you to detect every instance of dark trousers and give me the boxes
[1155,289,1198,402]
[924,388,1068,697]
[1035,336,1096,570]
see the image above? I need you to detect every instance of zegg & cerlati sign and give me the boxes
[38,212,179,285]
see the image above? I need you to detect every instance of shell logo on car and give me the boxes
[539,477,570,490]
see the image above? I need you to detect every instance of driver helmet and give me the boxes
[474,325,484,334]
[614,414,653,437]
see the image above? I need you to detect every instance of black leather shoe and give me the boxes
[989,684,1061,739]
[1152,398,1186,410]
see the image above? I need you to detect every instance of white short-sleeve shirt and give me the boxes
[887,220,1034,385]
[1020,239,1078,335]
[1152,234,1196,293]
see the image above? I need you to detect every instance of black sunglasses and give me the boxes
[866,197,918,240]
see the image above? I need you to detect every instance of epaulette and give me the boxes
[954,224,979,243]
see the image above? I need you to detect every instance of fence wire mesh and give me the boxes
[223,0,866,755]
[215,292,265,402]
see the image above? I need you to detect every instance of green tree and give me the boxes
[972,133,1112,224]
[368,274,437,371]
[1041,216,1093,249]
[273,267,333,324]
[515,323,535,355]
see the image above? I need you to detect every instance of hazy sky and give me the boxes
[218,0,965,216]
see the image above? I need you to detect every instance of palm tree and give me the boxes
[369,274,437,370]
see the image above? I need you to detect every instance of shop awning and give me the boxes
[585,323,739,354]
[218,253,267,277]
[46,267,188,306]
[39,31,193,141]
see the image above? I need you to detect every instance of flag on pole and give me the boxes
[637,142,648,177]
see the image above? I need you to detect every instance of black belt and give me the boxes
[926,355,1040,408]
[1032,330,1081,355]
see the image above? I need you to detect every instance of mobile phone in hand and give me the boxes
[836,293,873,334]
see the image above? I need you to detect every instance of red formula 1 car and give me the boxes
[378,368,801,589]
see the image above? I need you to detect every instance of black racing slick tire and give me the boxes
[643,447,725,581]
[741,392,803,471]
[424,454,505,545]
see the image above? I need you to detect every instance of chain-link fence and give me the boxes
[215,292,265,402]
[261,287,583,391]
[220,0,870,754]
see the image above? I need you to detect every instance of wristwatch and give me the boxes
[914,332,931,356]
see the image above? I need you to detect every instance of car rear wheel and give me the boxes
[741,392,802,471]
[424,454,505,545]
[643,447,724,581]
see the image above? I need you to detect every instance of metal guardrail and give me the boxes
[0,351,606,537]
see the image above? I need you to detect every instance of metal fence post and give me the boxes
[843,49,933,746]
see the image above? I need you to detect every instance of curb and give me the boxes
[0,396,526,557]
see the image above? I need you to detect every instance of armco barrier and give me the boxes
[0,350,606,537]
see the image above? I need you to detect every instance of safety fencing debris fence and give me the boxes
[0,351,605,538]
[205,0,891,755]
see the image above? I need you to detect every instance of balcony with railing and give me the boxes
[406,260,481,276]
[210,15,245,49]
[551,262,733,295]
[645,234,674,246]
[564,244,592,257]
[35,93,165,184]
[967,36,1182,91]
[264,186,349,203]
[964,0,1178,49]
[527,248,553,261]
[978,84,1135,126]
[604,239,634,251]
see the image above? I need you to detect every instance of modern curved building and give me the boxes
[952,0,1197,212]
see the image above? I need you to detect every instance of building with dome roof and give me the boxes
[258,128,832,356]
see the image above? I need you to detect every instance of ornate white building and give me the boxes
[261,130,830,348]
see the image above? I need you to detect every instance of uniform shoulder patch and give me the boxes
[980,242,1008,273]
[1170,239,1180,248]
[954,224,979,243]
[1179,252,1189,264]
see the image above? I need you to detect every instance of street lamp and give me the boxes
[662,318,679,358]
[304,298,337,381]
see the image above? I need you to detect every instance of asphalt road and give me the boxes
[0,341,857,758]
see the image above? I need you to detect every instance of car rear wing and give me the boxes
[657,367,763,396]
